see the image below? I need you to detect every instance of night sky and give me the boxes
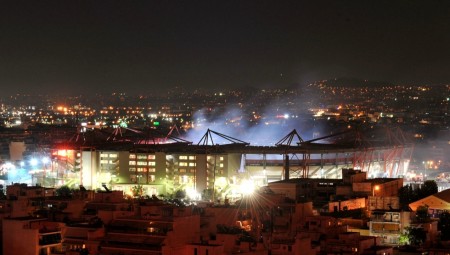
[1,0,450,96]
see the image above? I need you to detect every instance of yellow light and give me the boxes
[186,188,200,200]
[240,179,255,195]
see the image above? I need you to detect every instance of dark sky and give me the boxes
[1,0,450,95]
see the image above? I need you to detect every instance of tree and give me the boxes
[399,231,410,245]
[175,189,186,199]
[202,188,213,201]
[398,184,415,210]
[419,180,438,198]
[56,185,73,197]
[415,205,430,222]
[438,211,450,241]
[131,185,143,197]
[403,226,427,246]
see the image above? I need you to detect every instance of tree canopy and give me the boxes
[398,180,438,210]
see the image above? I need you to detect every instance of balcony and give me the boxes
[371,222,401,234]
[39,232,62,247]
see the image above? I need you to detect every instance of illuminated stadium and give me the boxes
[2,125,414,201]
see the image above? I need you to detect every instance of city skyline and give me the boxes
[1,0,450,96]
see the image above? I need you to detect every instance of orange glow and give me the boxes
[52,149,68,158]
[56,106,66,111]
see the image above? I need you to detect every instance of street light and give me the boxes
[373,185,380,197]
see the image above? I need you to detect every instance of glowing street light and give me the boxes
[373,185,380,197]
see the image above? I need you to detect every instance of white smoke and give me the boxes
[184,100,323,146]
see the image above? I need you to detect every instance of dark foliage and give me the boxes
[398,180,438,210]
[438,211,450,241]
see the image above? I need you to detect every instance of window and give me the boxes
[109,154,117,158]
[189,156,195,160]
[220,157,224,161]
[137,155,147,160]
[129,161,136,165]
[189,162,196,167]
[179,156,188,160]
[148,162,156,166]
[129,154,136,159]
[148,168,156,172]
[137,162,147,166]
[147,155,155,160]
[180,162,188,166]
[180,175,189,184]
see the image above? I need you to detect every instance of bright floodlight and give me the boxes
[240,179,255,195]
[42,157,50,164]
[4,162,15,170]
[30,158,38,167]
[186,188,200,200]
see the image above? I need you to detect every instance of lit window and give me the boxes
[189,162,196,167]
[129,154,136,159]
[189,156,195,160]
[179,156,188,160]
